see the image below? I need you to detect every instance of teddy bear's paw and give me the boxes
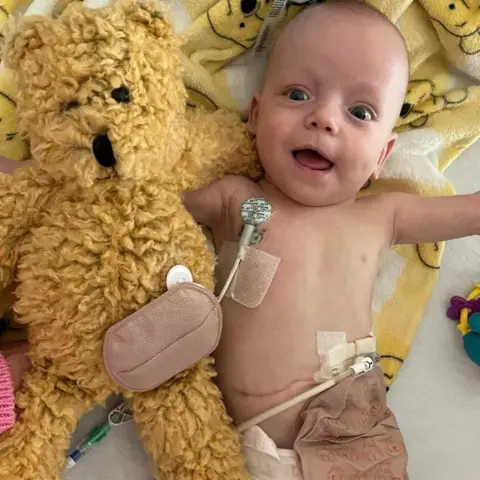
[130,358,249,479]
[0,427,35,480]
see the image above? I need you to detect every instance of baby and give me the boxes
[185,2,478,479]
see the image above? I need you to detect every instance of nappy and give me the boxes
[241,426,301,480]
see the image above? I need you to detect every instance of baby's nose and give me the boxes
[305,106,340,135]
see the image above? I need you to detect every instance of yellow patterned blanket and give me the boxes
[1,0,480,387]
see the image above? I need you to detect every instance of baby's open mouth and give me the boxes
[293,149,333,171]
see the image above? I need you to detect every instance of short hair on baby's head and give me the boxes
[265,0,410,107]
[313,0,393,20]
[296,0,401,32]
[274,0,409,68]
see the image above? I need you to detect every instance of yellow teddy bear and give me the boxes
[0,1,260,478]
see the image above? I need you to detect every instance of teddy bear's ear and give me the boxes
[1,0,57,70]
[1,19,47,71]
[121,0,174,40]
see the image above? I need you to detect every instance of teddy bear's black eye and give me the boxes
[449,2,455,9]
[63,100,80,111]
[111,86,130,104]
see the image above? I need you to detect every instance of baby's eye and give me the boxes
[349,106,373,121]
[287,89,310,102]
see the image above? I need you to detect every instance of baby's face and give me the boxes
[249,7,408,206]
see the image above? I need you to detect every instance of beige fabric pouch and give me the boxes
[103,283,222,392]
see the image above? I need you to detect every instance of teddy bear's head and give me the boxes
[3,0,188,186]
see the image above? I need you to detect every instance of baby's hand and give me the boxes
[3,342,31,391]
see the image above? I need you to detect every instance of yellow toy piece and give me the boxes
[458,285,480,336]
[449,284,480,367]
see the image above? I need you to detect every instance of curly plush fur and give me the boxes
[0,1,259,478]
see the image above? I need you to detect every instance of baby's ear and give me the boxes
[371,133,397,180]
[248,94,261,135]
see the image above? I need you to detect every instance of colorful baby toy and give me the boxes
[448,285,480,367]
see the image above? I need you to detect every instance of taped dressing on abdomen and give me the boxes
[315,331,347,382]
[216,242,280,308]
[314,332,377,383]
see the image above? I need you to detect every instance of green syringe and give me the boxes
[65,402,132,470]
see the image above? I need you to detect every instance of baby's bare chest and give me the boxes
[214,203,388,411]
[219,200,385,288]
[217,203,385,349]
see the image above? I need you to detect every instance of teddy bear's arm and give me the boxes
[0,166,49,289]
[179,109,262,192]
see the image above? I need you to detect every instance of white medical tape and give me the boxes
[252,0,288,56]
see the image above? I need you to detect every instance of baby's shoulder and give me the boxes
[219,174,258,191]
[354,193,393,214]
[220,175,264,229]
[221,175,262,206]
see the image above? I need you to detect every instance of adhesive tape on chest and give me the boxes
[215,242,280,309]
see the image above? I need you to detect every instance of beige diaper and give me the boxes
[241,426,301,480]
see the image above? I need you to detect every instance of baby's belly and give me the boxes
[213,293,373,447]
[214,304,317,447]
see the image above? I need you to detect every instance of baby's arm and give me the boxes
[184,175,245,228]
[378,192,480,245]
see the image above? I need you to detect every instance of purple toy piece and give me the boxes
[448,296,480,320]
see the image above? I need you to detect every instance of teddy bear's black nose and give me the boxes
[92,134,116,168]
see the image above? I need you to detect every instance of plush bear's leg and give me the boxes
[130,357,250,480]
[0,368,98,480]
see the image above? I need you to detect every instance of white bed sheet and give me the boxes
[389,139,480,480]
[64,140,480,480]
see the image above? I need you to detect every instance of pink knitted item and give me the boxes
[0,351,15,434]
